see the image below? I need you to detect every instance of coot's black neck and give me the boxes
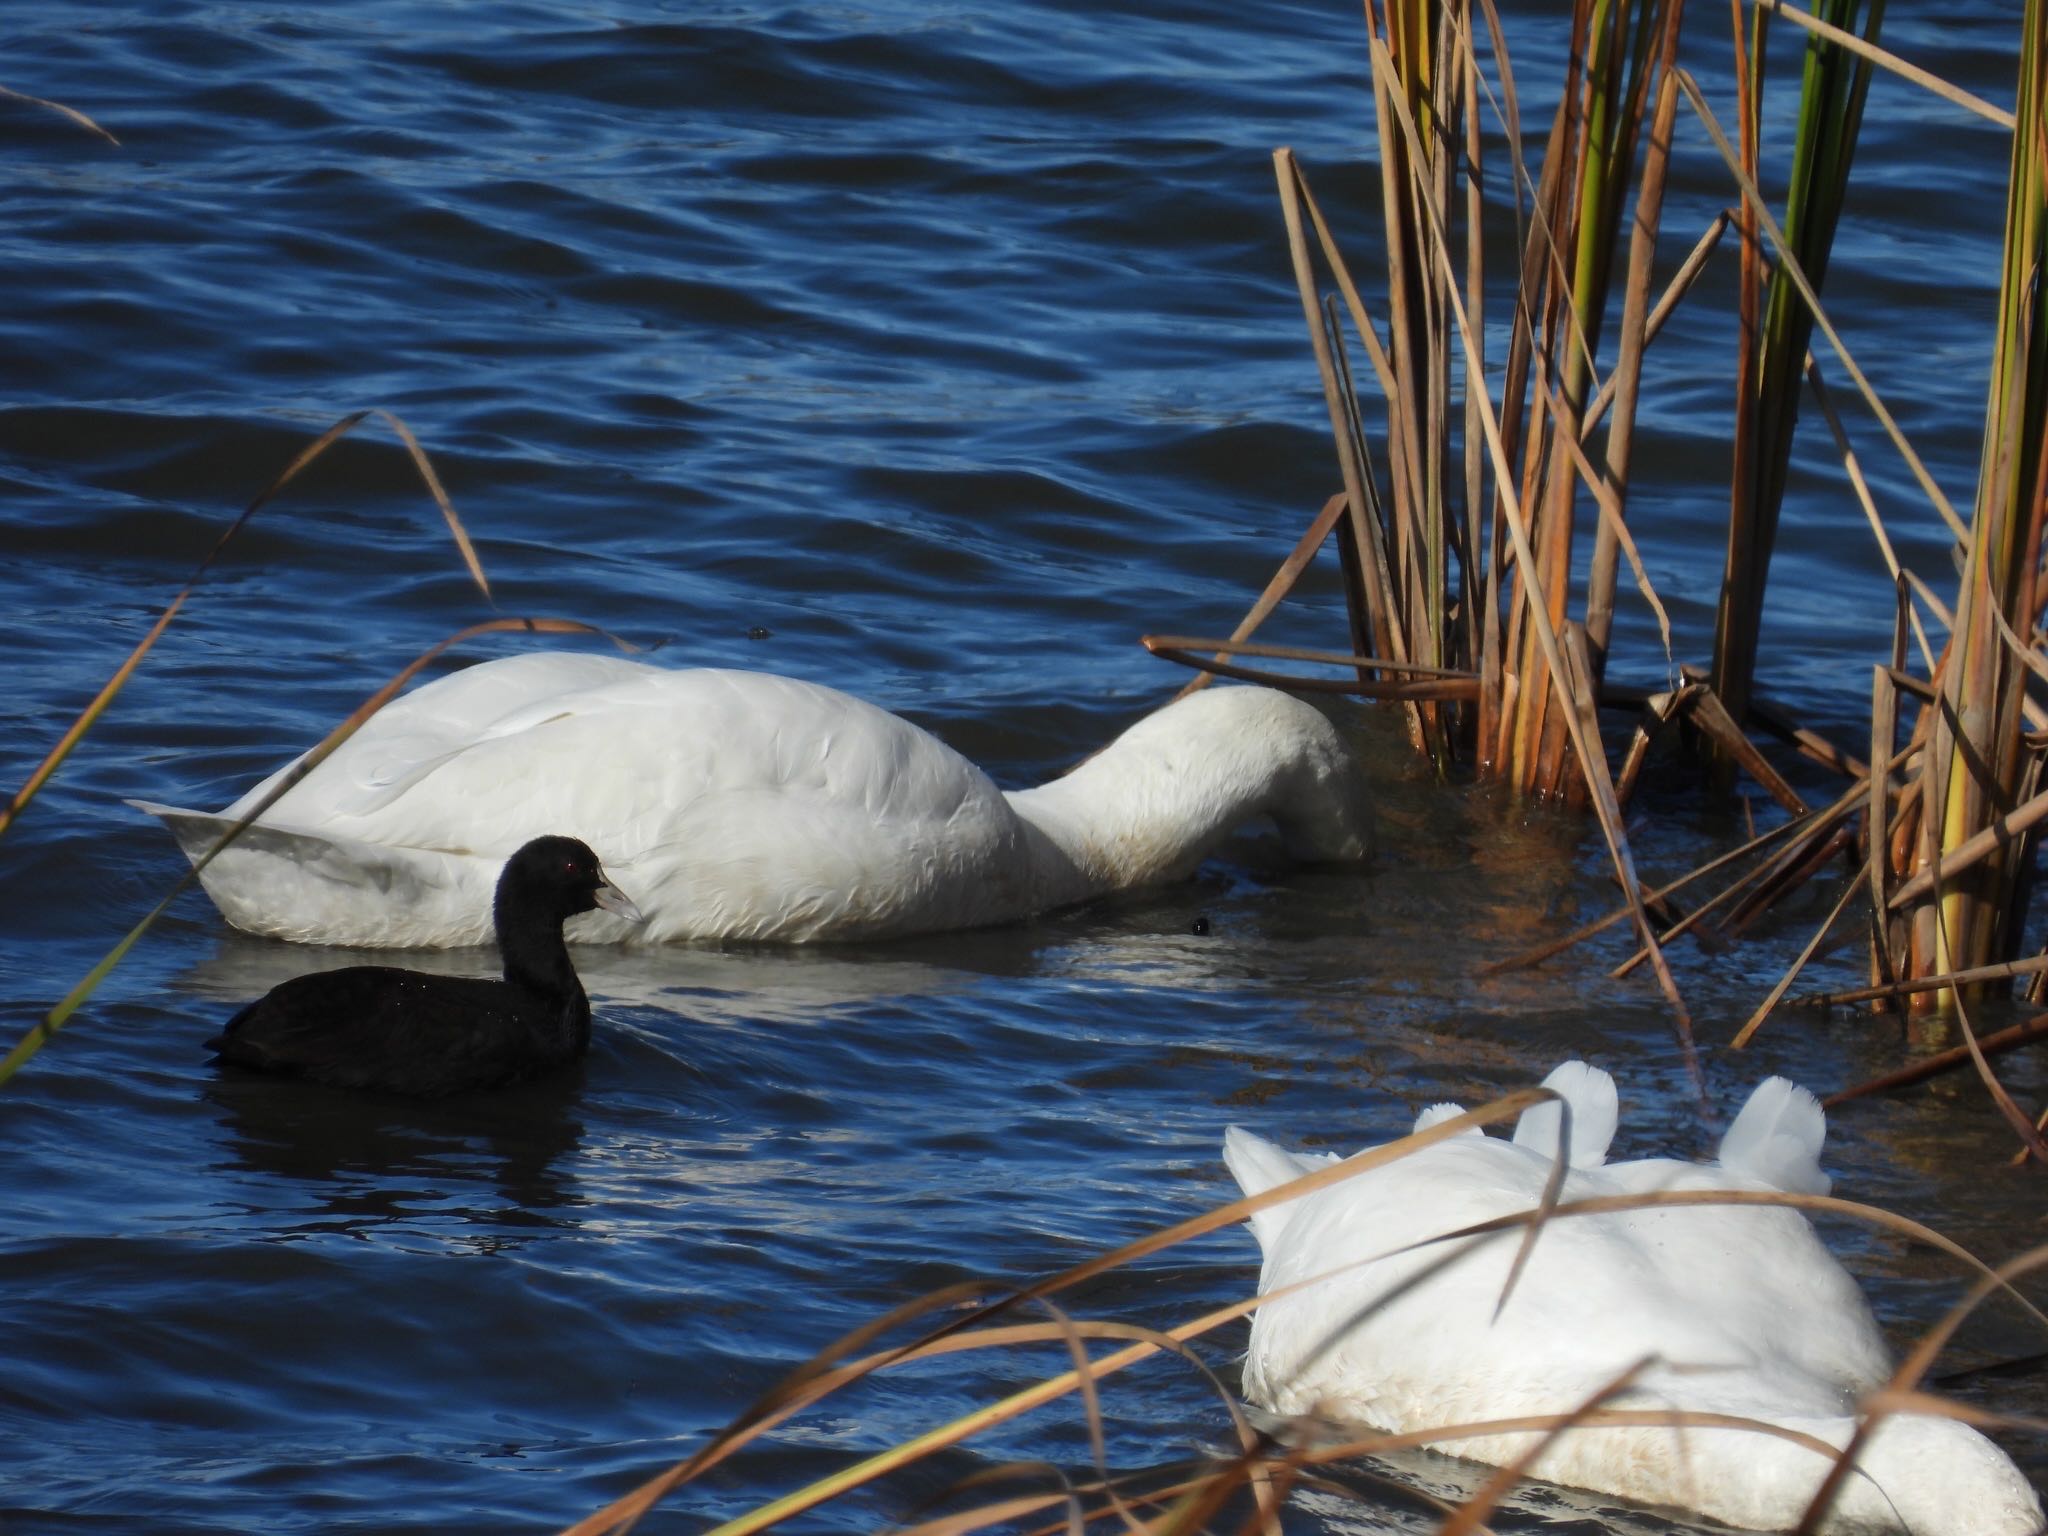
[495,893,592,1052]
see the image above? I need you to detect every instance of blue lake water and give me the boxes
[2,3,2042,1533]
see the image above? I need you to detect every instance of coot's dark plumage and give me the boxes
[208,836,642,1095]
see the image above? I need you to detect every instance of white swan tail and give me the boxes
[127,799,497,948]
[1223,1125,1336,1252]
[1512,1060,1619,1168]
[1413,1102,1477,1135]
[1718,1076,1831,1195]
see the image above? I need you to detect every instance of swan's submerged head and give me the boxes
[1271,734,1373,864]
[1210,687,1373,865]
[1077,685,1372,864]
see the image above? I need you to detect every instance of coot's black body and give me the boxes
[208,836,641,1096]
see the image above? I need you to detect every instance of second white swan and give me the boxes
[1224,1062,2042,1535]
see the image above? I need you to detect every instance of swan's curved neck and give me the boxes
[1003,688,1368,907]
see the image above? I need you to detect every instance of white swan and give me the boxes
[1223,1063,2043,1535]
[133,653,1371,947]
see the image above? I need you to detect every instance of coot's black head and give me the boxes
[496,836,643,926]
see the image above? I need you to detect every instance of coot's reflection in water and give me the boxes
[202,1069,589,1236]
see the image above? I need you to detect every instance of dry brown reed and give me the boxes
[1154,0,1714,1062]
[0,82,120,147]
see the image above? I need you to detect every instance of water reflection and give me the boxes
[172,875,1293,1028]
[1289,1465,1705,1536]
[202,1069,588,1238]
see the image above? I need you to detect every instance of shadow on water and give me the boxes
[200,1060,589,1230]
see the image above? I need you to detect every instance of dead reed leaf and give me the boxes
[1805,358,1939,675]
[1925,886,2048,1158]
[1799,959,2048,1012]
[1144,636,1481,701]
[1730,872,1864,1048]
[1,409,490,842]
[1169,494,1352,702]
[1676,69,1972,545]
[0,82,119,146]
[1579,212,1729,439]
[1825,1013,2048,1103]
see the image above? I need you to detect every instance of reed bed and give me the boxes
[1158,0,2048,1071]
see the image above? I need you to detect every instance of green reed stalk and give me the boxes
[1914,0,2048,1007]
[1713,0,1883,741]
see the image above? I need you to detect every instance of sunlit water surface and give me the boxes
[2,3,2042,1533]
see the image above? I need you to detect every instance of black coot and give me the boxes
[208,836,643,1095]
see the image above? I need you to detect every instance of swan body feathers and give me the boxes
[134,654,1370,948]
[1224,1063,2041,1534]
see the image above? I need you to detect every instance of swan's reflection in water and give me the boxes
[175,865,1287,1031]
[179,924,1022,1026]
[1288,1467,1703,1536]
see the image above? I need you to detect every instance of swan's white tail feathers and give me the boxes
[131,799,344,869]
[127,799,489,948]
[130,799,243,861]
[1223,1126,1338,1253]
[1513,1060,1620,1168]
[1718,1076,1831,1195]
[1414,1102,1480,1136]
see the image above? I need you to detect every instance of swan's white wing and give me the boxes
[219,652,654,823]
[1512,1060,1619,1168]
[264,665,994,846]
